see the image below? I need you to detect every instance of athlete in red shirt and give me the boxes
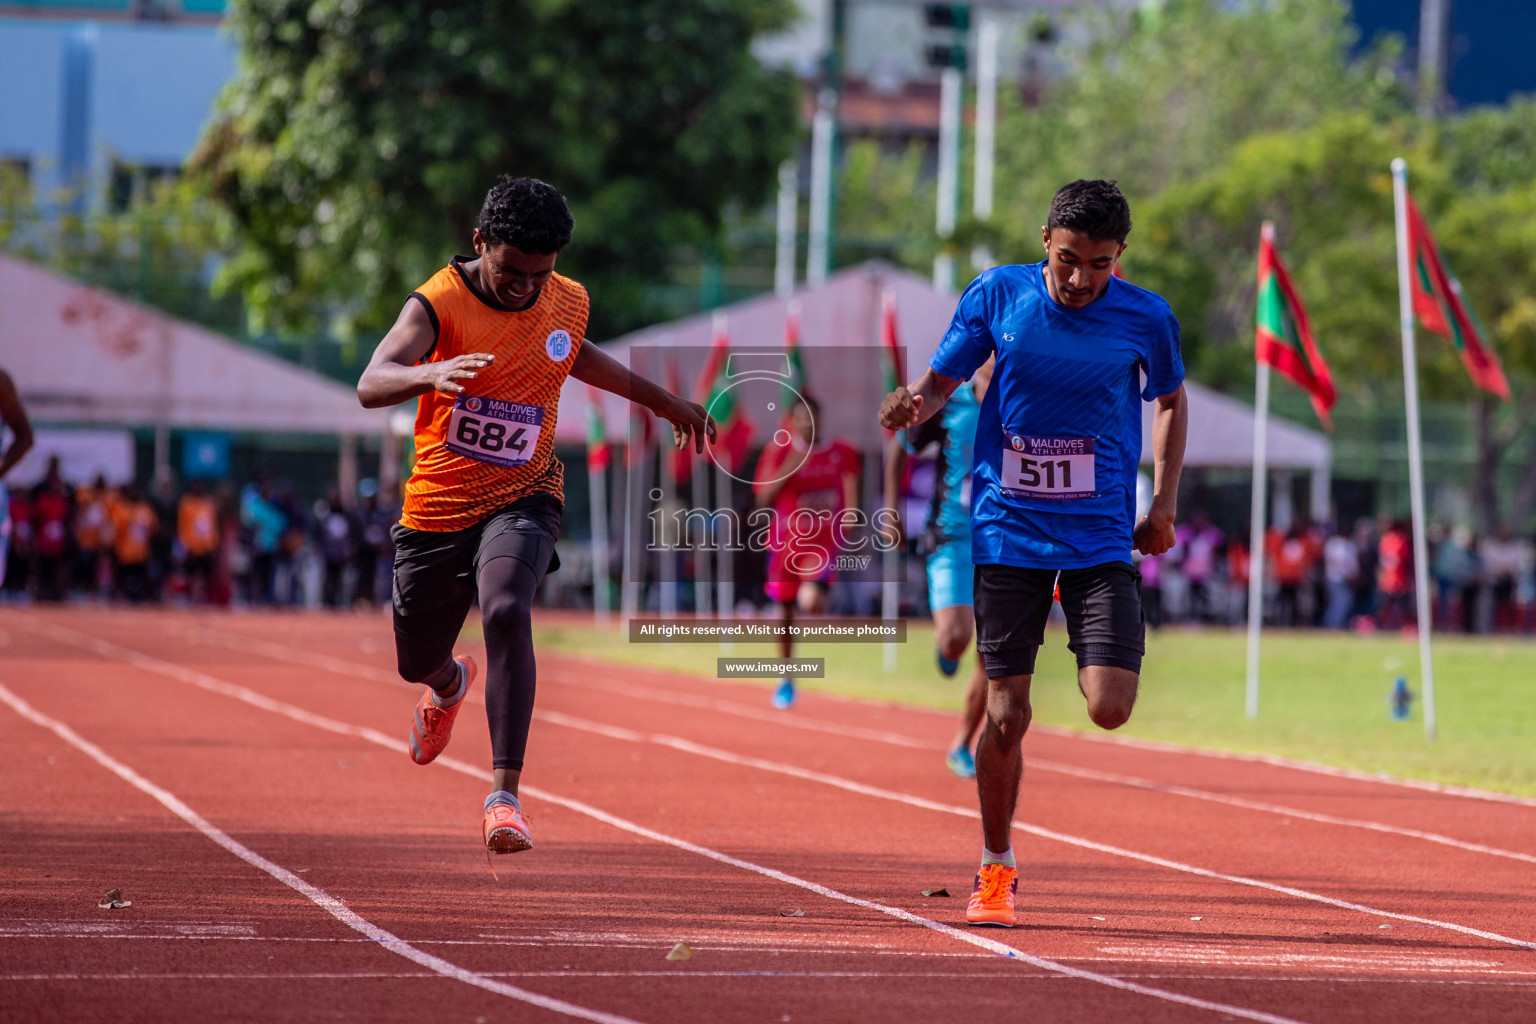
[752,395,861,708]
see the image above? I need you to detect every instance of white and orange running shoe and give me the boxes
[965,862,1018,928]
[408,655,476,766]
[483,801,534,854]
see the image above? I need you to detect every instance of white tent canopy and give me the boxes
[563,261,1331,505]
[1,253,387,436]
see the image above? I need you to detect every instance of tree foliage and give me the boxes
[195,0,801,339]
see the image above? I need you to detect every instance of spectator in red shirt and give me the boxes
[753,394,861,709]
[1377,517,1413,629]
[31,456,70,602]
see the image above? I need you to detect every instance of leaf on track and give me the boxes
[921,888,949,897]
[98,888,131,910]
[665,942,695,961]
[780,909,805,918]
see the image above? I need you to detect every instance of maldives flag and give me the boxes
[585,385,611,472]
[694,313,754,472]
[1405,193,1510,400]
[1256,222,1336,429]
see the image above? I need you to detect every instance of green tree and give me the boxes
[983,0,1405,259]
[195,0,801,340]
[1129,112,1536,531]
[0,171,238,335]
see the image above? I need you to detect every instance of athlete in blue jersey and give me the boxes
[878,181,1187,929]
[883,357,993,779]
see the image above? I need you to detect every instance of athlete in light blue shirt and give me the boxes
[884,358,992,779]
[878,180,1187,928]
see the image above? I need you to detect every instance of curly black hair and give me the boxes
[1047,179,1132,243]
[476,175,574,254]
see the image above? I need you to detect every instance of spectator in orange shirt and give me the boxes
[73,473,112,597]
[178,480,219,604]
[112,484,158,603]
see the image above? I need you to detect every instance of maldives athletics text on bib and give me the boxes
[445,395,544,468]
[1000,433,1097,501]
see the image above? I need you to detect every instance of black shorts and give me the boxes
[390,494,562,618]
[973,561,1145,678]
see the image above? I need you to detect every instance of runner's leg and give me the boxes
[954,660,988,752]
[472,497,561,798]
[1078,665,1137,730]
[1058,562,1145,731]
[974,672,1031,852]
[392,523,477,695]
[394,589,475,694]
[478,552,546,797]
[971,564,1054,853]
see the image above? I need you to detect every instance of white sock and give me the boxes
[431,660,467,708]
[982,846,1016,869]
[484,790,520,813]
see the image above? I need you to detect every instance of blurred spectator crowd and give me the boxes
[1134,511,1536,634]
[1,456,398,609]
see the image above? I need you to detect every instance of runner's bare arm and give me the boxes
[357,298,496,408]
[878,368,962,431]
[1134,385,1187,557]
[569,341,716,453]
[0,369,35,480]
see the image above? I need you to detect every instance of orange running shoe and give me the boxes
[408,655,476,766]
[965,863,1018,928]
[483,801,533,854]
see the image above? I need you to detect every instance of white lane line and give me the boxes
[540,649,1536,810]
[9,976,1536,988]
[531,708,1536,954]
[27,626,1310,1024]
[556,676,1536,866]
[170,624,1536,866]
[105,622,1536,946]
[0,681,644,1024]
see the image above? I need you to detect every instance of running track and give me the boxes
[2,608,1534,1023]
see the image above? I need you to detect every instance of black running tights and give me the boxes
[393,553,543,771]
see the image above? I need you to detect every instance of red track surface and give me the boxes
[2,607,1534,1023]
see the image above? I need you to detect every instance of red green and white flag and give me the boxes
[694,312,754,472]
[585,385,611,473]
[1256,222,1336,429]
[1405,193,1510,400]
[666,356,692,483]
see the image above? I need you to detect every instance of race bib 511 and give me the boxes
[1000,434,1096,501]
[445,395,544,468]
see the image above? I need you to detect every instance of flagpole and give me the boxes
[691,452,712,618]
[589,454,611,626]
[1246,360,1270,720]
[620,409,642,621]
[1391,157,1438,741]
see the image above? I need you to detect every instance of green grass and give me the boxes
[522,617,1536,798]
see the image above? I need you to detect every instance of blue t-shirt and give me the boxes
[902,382,979,548]
[930,262,1184,570]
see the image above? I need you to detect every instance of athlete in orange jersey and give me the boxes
[358,176,711,855]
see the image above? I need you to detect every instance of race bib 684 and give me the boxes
[445,395,544,468]
[1000,434,1096,501]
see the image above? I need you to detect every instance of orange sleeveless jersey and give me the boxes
[400,257,589,532]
